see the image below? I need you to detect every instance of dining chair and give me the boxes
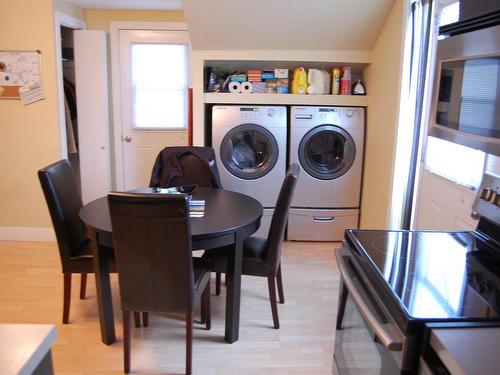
[149,146,222,188]
[202,164,299,329]
[38,159,116,324]
[108,192,211,375]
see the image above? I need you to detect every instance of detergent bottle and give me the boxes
[307,69,331,95]
[291,67,308,94]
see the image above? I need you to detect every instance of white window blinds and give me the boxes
[130,43,188,129]
[424,136,485,189]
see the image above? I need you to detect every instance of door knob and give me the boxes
[124,136,132,142]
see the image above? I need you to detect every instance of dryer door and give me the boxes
[299,125,356,180]
[220,123,278,180]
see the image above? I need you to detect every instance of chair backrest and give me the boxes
[170,153,213,187]
[264,164,300,273]
[38,160,88,270]
[149,146,222,188]
[108,192,195,314]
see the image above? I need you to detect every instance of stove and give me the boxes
[333,173,500,375]
[348,230,499,321]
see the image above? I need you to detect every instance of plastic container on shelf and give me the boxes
[291,67,308,94]
[332,68,341,95]
[340,66,351,95]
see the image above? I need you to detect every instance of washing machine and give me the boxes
[288,106,365,241]
[212,105,287,237]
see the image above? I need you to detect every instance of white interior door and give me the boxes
[118,29,190,190]
[74,30,111,203]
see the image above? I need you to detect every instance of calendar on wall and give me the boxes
[0,50,44,104]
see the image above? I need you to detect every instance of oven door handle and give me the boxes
[336,249,404,351]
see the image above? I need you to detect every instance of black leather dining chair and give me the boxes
[38,159,116,324]
[108,192,211,375]
[202,164,299,329]
[149,146,222,188]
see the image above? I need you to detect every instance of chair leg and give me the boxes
[63,273,71,324]
[202,282,211,330]
[186,313,193,375]
[277,264,285,304]
[200,293,206,325]
[142,312,149,327]
[79,273,87,299]
[267,276,280,329]
[215,272,221,295]
[123,310,131,374]
[133,312,141,328]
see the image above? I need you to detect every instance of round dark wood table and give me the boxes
[79,187,262,345]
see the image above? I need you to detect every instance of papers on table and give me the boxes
[189,200,205,218]
[155,187,181,194]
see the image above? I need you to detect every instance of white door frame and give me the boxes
[110,21,189,190]
[54,12,87,159]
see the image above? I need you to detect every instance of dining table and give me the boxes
[79,187,263,345]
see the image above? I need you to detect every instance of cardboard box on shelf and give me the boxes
[274,68,288,79]
[252,81,266,93]
[261,70,274,80]
[276,78,289,94]
[247,69,262,82]
[265,79,277,93]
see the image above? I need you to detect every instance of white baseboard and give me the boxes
[0,227,55,242]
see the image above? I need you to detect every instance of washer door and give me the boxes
[220,123,279,180]
[299,125,356,180]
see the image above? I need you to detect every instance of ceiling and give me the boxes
[66,0,395,51]
[183,0,395,50]
[66,0,182,10]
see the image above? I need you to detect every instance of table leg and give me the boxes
[88,226,116,345]
[224,230,243,343]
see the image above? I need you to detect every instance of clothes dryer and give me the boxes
[212,105,287,237]
[288,106,365,241]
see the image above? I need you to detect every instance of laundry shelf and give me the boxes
[204,93,368,106]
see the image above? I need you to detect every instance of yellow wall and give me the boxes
[0,3,184,233]
[360,0,406,229]
[85,9,184,30]
[0,0,61,229]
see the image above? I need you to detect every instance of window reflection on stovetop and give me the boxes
[349,230,499,320]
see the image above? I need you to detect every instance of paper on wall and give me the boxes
[19,84,45,105]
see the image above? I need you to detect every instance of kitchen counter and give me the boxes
[430,327,500,375]
[0,324,57,375]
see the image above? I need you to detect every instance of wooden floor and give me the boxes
[0,240,342,375]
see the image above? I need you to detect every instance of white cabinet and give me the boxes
[74,30,111,204]
[414,168,478,230]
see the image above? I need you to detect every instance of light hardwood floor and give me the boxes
[0,240,341,375]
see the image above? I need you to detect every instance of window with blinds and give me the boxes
[424,136,485,189]
[130,43,188,129]
[458,58,500,137]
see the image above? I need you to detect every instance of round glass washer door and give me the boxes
[299,124,356,180]
[220,123,279,180]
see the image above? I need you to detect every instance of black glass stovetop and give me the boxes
[346,229,500,321]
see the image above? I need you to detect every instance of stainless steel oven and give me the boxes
[333,172,500,375]
[334,248,407,374]
[429,10,500,156]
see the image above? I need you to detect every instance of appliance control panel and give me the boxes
[239,106,285,120]
[473,173,500,223]
[293,106,364,123]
